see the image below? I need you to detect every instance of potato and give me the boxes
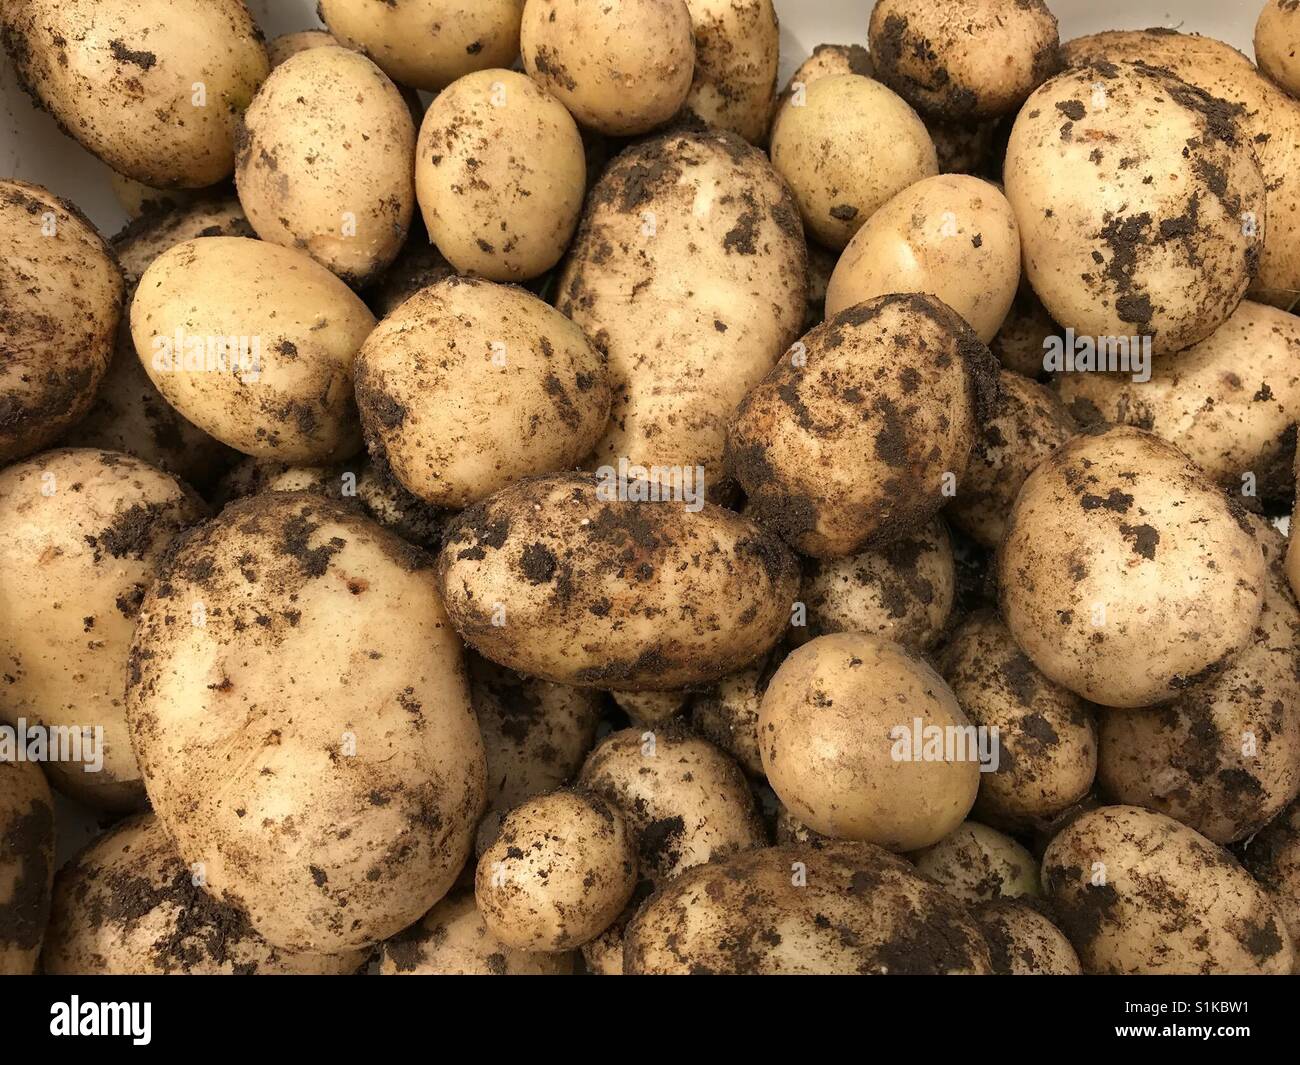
[727,293,997,559]
[579,726,765,882]
[355,278,609,508]
[266,30,336,68]
[997,426,1266,708]
[972,900,1082,975]
[415,69,584,281]
[0,760,54,975]
[1291,452,1300,601]
[802,242,836,332]
[1006,62,1266,356]
[1042,805,1294,974]
[436,472,799,690]
[624,841,993,974]
[520,0,694,136]
[759,633,980,850]
[0,448,206,810]
[126,492,486,952]
[991,280,1058,378]
[1097,518,1300,844]
[684,0,779,143]
[778,43,873,101]
[580,890,651,976]
[948,370,1077,548]
[557,129,806,488]
[769,75,937,249]
[131,236,375,463]
[794,519,955,650]
[826,175,1020,343]
[1,0,268,187]
[0,180,124,464]
[1258,0,1300,98]
[1243,797,1300,972]
[44,815,367,975]
[912,821,1041,902]
[690,656,777,777]
[940,610,1097,830]
[928,117,999,176]
[380,891,574,975]
[112,194,254,289]
[108,173,212,221]
[319,0,523,92]
[868,0,1060,119]
[1055,301,1300,504]
[774,803,822,845]
[612,690,688,727]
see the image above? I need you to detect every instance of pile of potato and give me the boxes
[5,0,1300,976]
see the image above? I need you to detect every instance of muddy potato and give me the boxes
[612,691,689,727]
[355,278,609,508]
[126,492,486,953]
[760,634,980,849]
[1243,798,1300,971]
[912,821,1041,902]
[0,760,54,975]
[998,427,1266,708]
[0,181,124,464]
[826,175,1019,343]
[691,655,779,777]
[684,0,779,143]
[266,30,335,67]
[108,173,211,221]
[1258,0,1300,98]
[928,117,999,176]
[131,237,374,463]
[769,75,937,249]
[0,449,206,809]
[415,69,585,281]
[973,900,1082,975]
[436,472,799,690]
[991,280,1058,378]
[580,887,652,976]
[1043,805,1294,974]
[728,294,996,559]
[949,371,1077,548]
[1291,453,1300,601]
[625,841,993,974]
[1,0,268,187]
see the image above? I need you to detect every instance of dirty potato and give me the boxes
[973,900,1082,975]
[912,821,1041,902]
[684,0,780,143]
[0,760,55,975]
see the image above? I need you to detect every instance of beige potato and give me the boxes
[769,75,937,248]
[355,277,609,508]
[111,194,254,290]
[131,237,374,463]
[0,0,268,187]
[997,426,1266,708]
[759,633,980,850]
[1258,0,1300,98]
[1243,797,1300,972]
[684,0,779,143]
[108,173,213,221]
[973,900,1082,975]
[912,821,1041,902]
[266,30,336,68]
[363,228,457,318]
[826,175,1020,342]
[612,691,689,727]
[580,892,650,976]
[991,280,1059,378]
[625,841,993,974]
[0,449,206,810]
[0,760,54,975]
[1043,804,1294,974]
[727,294,997,559]
[690,655,778,777]
[0,180,124,464]
[777,43,873,103]
[126,492,486,953]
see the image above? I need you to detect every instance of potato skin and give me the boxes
[1,0,268,187]
[436,472,800,690]
[684,0,779,143]
[973,899,1082,975]
[126,492,486,953]
[1243,798,1300,972]
[690,656,777,777]
[624,841,994,974]
[1042,805,1294,974]
[1258,0,1300,99]
[912,822,1040,903]
[0,760,54,975]
[0,181,124,464]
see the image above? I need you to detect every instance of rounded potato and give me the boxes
[131,237,375,463]
[107,173,209,221]
[912,821,1041,902]
[624,841,993,974]
[0,180,124,464]
[126,492,486,953]
[612,690,688,728]
[436,472,799,690]
[0,759,54,975]
[727,294,996,559]
[769,75,937,249]
[111,194,253,289]
[684,0,779,143]
[1043,804,1294,974]
[997,426,1266,708]
[266,30,336,68]
[0,449,206,810]
[1258,0,1300,98]
[690,656,777,778]
[1243,798,1300,971]
[0,0,268,187]
[973,900,1082,975]
[991,281,1059,378]
[759,633,980,850]
[826,175,1020,343]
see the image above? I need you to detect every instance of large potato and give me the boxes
[684,0,779,143]
[126,492,486,953]
[0,760,54,975]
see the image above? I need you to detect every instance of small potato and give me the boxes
[131,237,375,463]
[363,227,457,318]
[868,0,1060,119]
[997,426,1266,708]
[727,293,997,559]
[0,181,124,464]
[912,821,1041,902]
[355,278,610,508]
[475,790,637,951]
[1243,798,1300,971]
[579,726,765,882]
[612,691,689,727]
[973,900,1082,975]
[826,175,1020,343]
[1258,0,1300,98]
[769,75,937,248]
[108,173,211,221]
[0,449,206,810]
[691,656,778,777]
[1,0,268,187]
[415,69,585,281]
[520,0,694,136]
[991,281,1058,378]
[625,841,993,974]
[1043,805,1294,974]
[380,892,574,975]
[759,634,980,850]
[0,760,54,975]
[236,47,416,285]
[684,0,779,143]
[266,30,337,68]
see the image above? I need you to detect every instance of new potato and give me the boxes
[684,0,780,143]
[0,760,54,975]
